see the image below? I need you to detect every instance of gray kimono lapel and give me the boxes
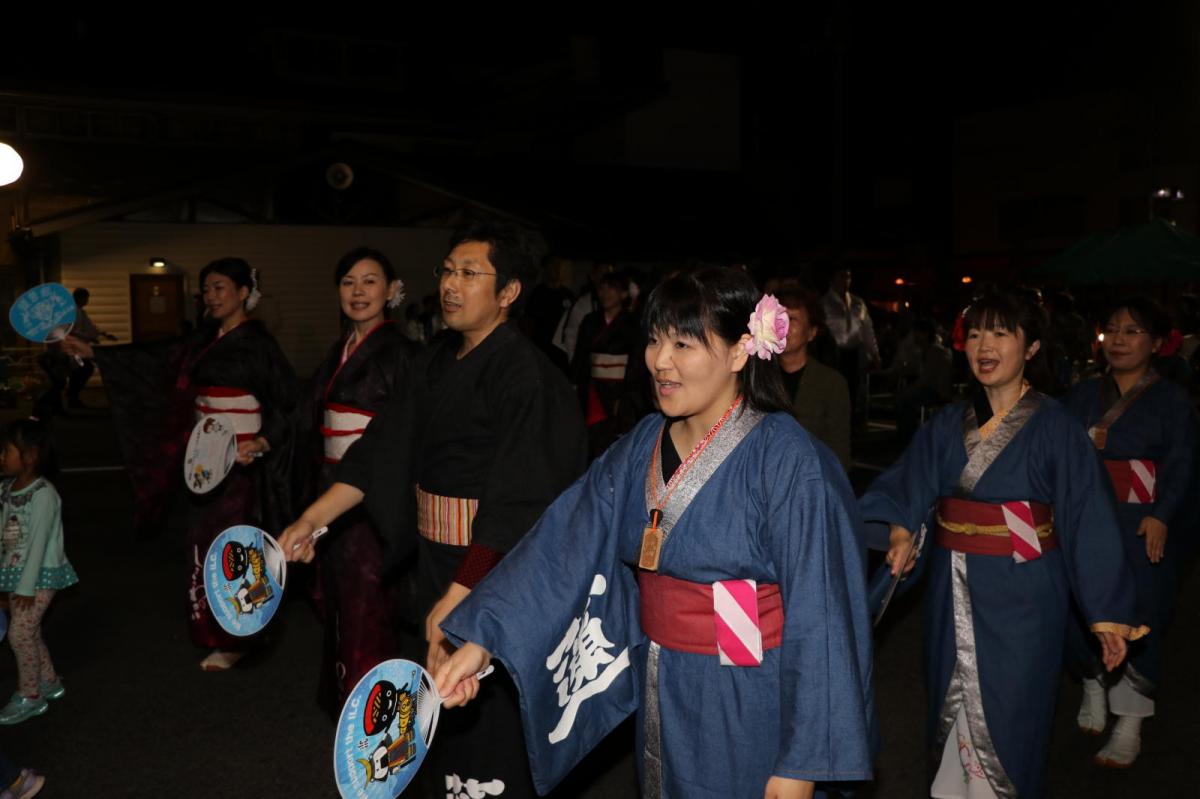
[957,390,1043,496]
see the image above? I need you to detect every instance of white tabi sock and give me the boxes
[1095,715,1142,768]
[1077,677,1108,735]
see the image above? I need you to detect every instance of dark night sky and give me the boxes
[3,6,1198,263]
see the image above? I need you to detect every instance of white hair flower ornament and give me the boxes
[744,294,789,360]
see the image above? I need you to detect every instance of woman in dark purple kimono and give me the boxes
[302,247,418,706]
[66,258,298,672]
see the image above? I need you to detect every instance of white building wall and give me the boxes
[60,223,449,375]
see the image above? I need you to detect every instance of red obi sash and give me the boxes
[936,496,1057,559]
[1104,459,1157,505]
[638,571,783,665]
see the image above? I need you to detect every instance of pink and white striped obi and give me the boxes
[1104,459,1158,505]
[637,571,783,667]
[589,352,628,383]
[321,402,376,464]
[194,386,262,442]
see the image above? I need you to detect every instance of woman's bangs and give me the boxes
[964,299,1019,333]
[643,281,710,342]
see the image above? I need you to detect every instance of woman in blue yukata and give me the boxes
[433,266,876,799]
[863,289,1147,798]
[1062,297,1198,768]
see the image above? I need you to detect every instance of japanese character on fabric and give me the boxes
[545,574,632,744]
[439,444,643,796]
[445,774,505,798]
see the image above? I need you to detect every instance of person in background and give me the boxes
[822,269,880,424]
[1063,297,1198,768]
[64,288,116,410]
[894,318,954,442]
[0,420,77,726]
[299,247,418,711]
[402,303,426,345]
[524,255,575,374]
[862,290,1145,798]
[553,261,614,364]
[571,271,640,458]
[776,287,852,471]
[66,259,298,672]
[282,219,586,798]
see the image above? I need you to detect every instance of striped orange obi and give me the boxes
[415,485,478,547]
[321,403,375,464]
[1104,459,1157,505]
[590,353,628,382]
[194,386,262,442]
[638,571,784,658]
[936,496,1057,558]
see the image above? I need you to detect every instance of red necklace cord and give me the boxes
[648,394,743,527]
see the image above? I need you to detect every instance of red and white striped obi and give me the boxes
[194,386,262,443]
[638,571,784,667]
[589,352,628,383]
[321,403,376,464]
[936,496,1057,564]
[1104,459,1157,505]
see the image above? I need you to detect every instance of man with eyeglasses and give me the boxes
[282,218,586,797]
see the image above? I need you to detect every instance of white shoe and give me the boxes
[1095,715,1142,768]
[1077,677,1108,735]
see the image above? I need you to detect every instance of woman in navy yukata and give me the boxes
[432,266,876,799]
[863,289,1147,798]
[1062,296,1198,768]
[301,247,419,709]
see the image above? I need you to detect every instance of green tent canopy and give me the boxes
[1035,218,1200,284]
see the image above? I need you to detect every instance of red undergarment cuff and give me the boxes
[453,543,504,589]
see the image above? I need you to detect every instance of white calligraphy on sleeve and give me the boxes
[544,574,631,744]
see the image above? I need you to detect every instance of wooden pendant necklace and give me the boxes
[639,394,743,571]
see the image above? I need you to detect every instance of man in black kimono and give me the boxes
[282,218,587,797]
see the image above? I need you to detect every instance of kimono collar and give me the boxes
[958,387,1042,496]
[643,405,765,540]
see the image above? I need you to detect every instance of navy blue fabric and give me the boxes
[859,396,1141,798]
[444,412,876,797]
[1062,375,1199,685]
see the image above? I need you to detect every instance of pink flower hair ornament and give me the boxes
[744,294,790,360]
